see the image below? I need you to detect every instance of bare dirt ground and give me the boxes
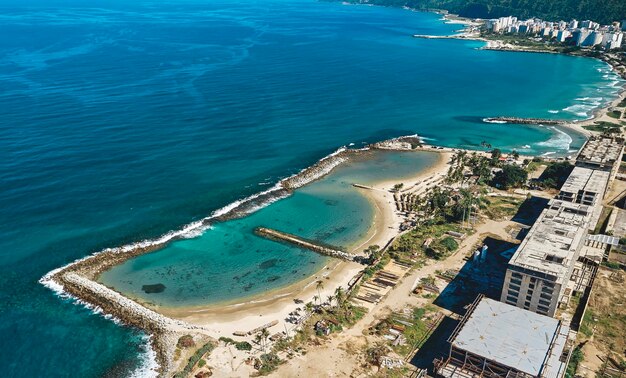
[270,218,520,377]
[578,267,626,377]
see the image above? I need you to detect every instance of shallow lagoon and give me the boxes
[1,0,623,375]
[99,150,440,307]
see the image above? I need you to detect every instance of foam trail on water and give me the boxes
[536,126,573,152]
[129,335,159,378]
[482,118,507,124]
[39,144,355,293]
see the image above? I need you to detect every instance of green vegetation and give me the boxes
[601,261,621,269]
[438,236,458,253]
[538,161,573,189]
[392,183,404,192]
[257,353,282,375]
[390,221,463,261]
[579,309,595,338]
[173,342,215,378]
[219,336,253,351]
[338,0,626,26]
[492,165,528,189]
[582,121,622,134]
[236,341,253,351]
[177,335,195,349]
[608,110,623,119]
[482,196,524,219]
[565,346,584,378]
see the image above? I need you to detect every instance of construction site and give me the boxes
[420,136,626,378]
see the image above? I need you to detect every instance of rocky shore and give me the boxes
[55,272,186,376]
[483,117,566,125]
[40,135,427,376]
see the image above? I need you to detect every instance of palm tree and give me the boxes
[334,287,346,306]
[316,280,324,302]
[304,302,314,316]
[313,295,319,307]
[327,294,335,308]
[256,328,270,353]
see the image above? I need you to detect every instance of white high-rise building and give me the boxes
[603,32,624,49]
[556,30,570,42]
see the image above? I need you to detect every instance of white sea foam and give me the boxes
[536,126,572,151]
[129,335,159,378]
[482,118,507,124]
[562,104,594,118]
[548,110,559,114]
[39,145,353,295]
[36,142,380,377]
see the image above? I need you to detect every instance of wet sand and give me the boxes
[151,149,452,340]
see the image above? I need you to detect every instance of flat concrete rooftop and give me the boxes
[576,136,623,168]
[451,297,569,378]
[559,167,609,199]
[508,200,590,281]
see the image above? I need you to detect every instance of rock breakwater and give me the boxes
[40,134,428,376]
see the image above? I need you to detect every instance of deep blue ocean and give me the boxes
[0,0,624,376]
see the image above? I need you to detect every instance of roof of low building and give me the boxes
[451,297,569,378]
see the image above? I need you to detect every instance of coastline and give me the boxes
[434,12,626,139]
[40,136,450,376]
[37,8,626,377]
[350,150,452,253]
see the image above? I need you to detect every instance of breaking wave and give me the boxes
[536,126,572,151]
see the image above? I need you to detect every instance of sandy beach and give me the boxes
[158,149,453,339]
[574,88,626,130]
[350,150,453,253]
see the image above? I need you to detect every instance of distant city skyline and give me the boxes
[485,15,625,49]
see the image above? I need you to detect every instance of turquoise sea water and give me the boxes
[99,150,439,307]
[0,0,624,376]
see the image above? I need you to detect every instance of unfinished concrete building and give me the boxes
[435,296,571,378]
[501,164,611,317]
[576,136,624,179]
[555,166,609,229]
[501,199,592,316]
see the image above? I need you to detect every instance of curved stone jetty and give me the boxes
[39,134,430,376]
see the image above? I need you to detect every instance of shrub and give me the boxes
[565,346,583,378]
[492,165,528,189]
[218,336,235,345]
[177,335,195,349]
[439,237,458,252]
[392,183,404,192]
[173,342,215,378]
[235,341,252,351]
[602,261,621,269]
[258,353,282,375]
